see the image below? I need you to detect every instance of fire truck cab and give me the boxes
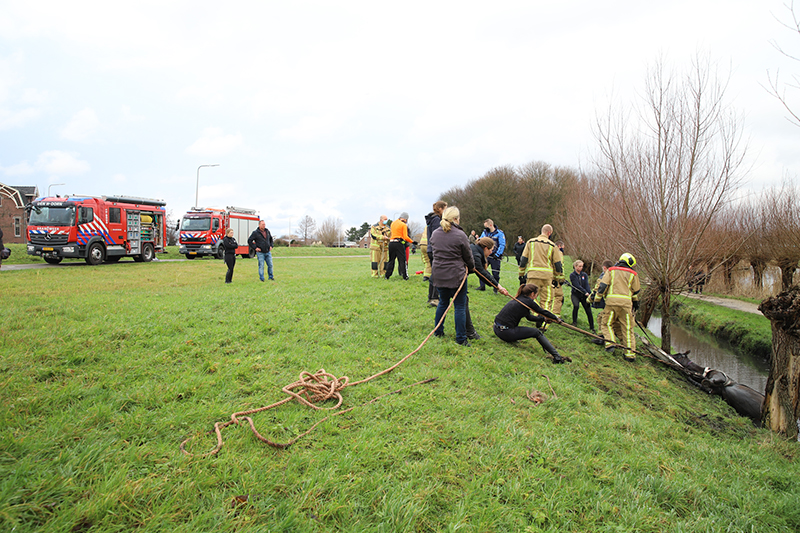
[26,195,167,265]
[178,207,260,259]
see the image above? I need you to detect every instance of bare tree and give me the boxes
[764,180,800,290]
[767,1,800,126]
[317,216,342,247]
[592,56,747,352]
[297,215,316,245]
[407,220,423,240]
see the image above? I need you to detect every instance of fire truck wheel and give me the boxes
[85,243,105,265]
[216,245,224,260]
[44,256,63,265]
[141,243,154,262]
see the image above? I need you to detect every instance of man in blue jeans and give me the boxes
[247,220,274,281]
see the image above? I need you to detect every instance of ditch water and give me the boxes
[646,316,770,394]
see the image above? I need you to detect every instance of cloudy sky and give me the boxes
[1,0,798,236]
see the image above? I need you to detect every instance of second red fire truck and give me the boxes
[178,207,260,259]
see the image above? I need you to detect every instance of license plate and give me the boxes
[43,247,54,251]
[189,252,197,255]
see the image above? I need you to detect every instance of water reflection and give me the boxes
[646,316,770,393]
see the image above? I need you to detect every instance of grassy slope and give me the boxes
[1,253,798,533]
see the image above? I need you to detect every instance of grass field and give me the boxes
[1,251,798,532]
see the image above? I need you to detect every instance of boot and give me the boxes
[538,336,570,364]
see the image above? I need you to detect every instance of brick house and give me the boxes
[0,183,39,244]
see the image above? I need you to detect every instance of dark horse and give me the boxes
[640,338,764,424]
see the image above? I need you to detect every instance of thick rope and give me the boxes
[180,269,470,458]
[473,269,645,355]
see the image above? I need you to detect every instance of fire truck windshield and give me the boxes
[28,204,77,226]
[181,217,211,231]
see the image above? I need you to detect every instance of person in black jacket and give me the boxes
[569,259,595,331]
[247,220,274,281]
[471,237,509,296]
[513,236,525,265]
[493,284,570,364]
[222,229,238,283]
[424,201,447,306]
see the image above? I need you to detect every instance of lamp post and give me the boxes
[48,183,65,196]
[195,164,219,208]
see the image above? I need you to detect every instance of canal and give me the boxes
[646,316,770,393]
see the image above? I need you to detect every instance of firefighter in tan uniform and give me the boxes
[590,260,621,341]
[551,240,566,315]
[595,253,641,361]
[419,230,431,280]
[518,224,564,313]
[369,215,391,278]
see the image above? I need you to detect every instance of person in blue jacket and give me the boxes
[478,218,505,293]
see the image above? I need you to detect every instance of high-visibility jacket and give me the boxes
[518,233,564,282]
[596,264,640,309]
[369,223,390,250]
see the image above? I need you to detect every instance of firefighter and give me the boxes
[590,260,623,345]
[518,224,565,313]
[369,215,391,278]
[419,229,431,280]
[595,253,641,361]
[551,240,566,315]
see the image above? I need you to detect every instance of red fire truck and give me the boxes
[178,207,260,259]
[26,195,167,265]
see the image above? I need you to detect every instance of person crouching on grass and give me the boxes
[493,284,571,364]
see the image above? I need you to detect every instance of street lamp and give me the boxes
[48,183,65,196]
[195,164,219,208]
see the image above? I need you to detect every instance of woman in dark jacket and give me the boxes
[222,229,238,283]
[429,206,474,346]
[493,284,569,364]
[424,201,447,306]
[569,259,595,331]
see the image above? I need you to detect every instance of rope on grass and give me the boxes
[180,269,469,458]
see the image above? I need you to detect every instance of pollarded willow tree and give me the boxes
[592,57,747,352]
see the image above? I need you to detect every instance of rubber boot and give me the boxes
[538,335,570,364]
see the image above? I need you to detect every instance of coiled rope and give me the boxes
[180,269,470,457]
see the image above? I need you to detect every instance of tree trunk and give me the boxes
[722,257,738,292]
[638,284,660,327]
[758,287,800,440]
[660,290,672,353]
[775,258,799,292]
[750,259,766,290]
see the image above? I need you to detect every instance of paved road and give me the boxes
[681,292,762,316]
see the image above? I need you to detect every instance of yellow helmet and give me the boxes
[619,253,636,267]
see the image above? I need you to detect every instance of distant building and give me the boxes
[0,183,39,244]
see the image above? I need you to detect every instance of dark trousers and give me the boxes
[571,292,594,329]
[479,256,501,289]
[493,324,543,343]
[435,286,468,343]
[225,254,236,283]
[385,241,408,279]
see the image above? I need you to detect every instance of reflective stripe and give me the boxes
[525,240,554,274]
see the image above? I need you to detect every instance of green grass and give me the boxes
[1,252,798,532]
[670,297,772,360]
[0,243,369,266]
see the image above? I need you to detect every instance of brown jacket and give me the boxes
[429,224,475,289]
